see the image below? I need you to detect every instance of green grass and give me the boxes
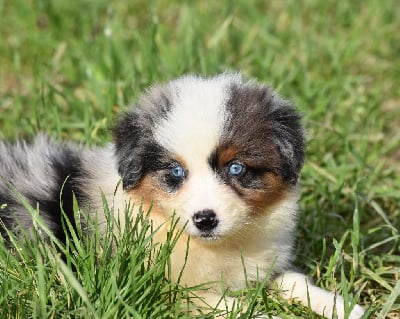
[0,0,399,317]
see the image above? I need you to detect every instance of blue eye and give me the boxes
[228,162,245,176]
[171,165,185,178]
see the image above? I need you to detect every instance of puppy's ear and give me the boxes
[267,97,305,185]
[226,82,305,185]
[112,110,148,190]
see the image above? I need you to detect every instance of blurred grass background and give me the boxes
[0,0,399,317]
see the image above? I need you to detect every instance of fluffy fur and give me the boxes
[0,73,364,318]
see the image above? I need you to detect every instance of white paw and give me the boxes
[346,304,366,319]
[334,297,365,319]
[275,271,365,319]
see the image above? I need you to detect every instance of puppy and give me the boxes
[0,73,364,318]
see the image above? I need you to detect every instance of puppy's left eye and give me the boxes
[228,162,245,176]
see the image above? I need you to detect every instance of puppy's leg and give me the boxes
[275,271,365,319]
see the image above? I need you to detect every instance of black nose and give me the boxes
[192,209,219,231]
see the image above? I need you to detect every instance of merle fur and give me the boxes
[0,138,88,245]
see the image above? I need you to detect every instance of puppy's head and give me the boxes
[113,73,305,241]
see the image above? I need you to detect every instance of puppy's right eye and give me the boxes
[163,163,187,192]
[171,165,185,178]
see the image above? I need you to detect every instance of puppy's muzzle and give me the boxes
[192,209,219,231]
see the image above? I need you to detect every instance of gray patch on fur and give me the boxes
[0,135,92,241]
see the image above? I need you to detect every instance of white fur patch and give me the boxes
[80,146,126,230]
[154,73,240,168]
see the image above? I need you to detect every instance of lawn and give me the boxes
[0,0,399,317]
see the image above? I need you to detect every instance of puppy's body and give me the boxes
[0,74,364,318]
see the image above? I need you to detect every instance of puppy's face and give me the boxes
[113,74,305,241]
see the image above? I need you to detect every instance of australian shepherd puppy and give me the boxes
[0,73,364,318]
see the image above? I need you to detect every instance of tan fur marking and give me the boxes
[245,173,287,213]
[126,174,168,219]
[217,146,287,214]
[217,146,240,166]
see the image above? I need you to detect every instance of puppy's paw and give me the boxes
[275,271,365,319]
[334,297,365,319]
[303,290,365,319]
[348,304,366,319]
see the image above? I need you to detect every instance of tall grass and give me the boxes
[0,0,399,317]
